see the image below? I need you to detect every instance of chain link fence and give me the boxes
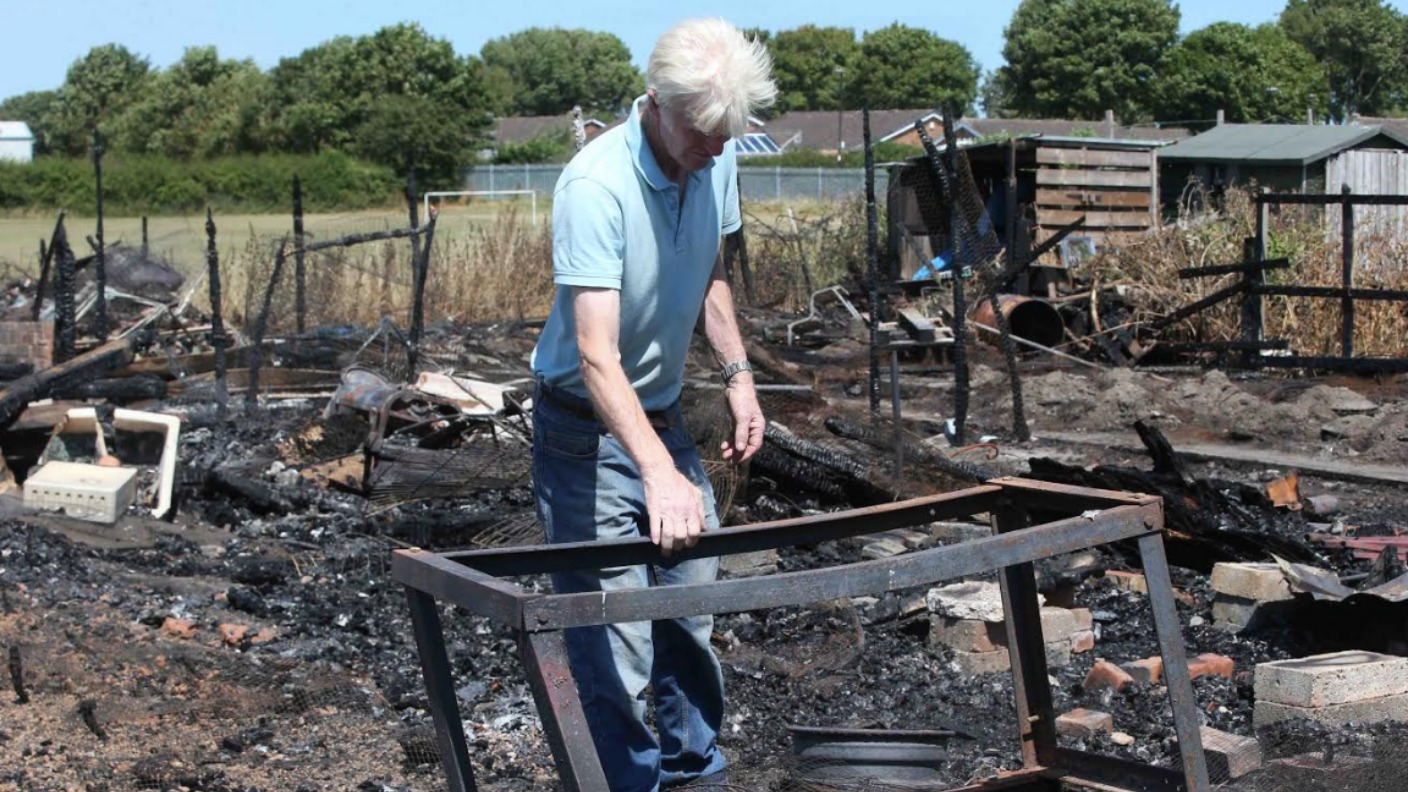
[461,164,890,204]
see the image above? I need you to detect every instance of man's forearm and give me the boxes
[700,263,750,374]
[578,346,676,476]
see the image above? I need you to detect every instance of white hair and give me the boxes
[647,18,776,139]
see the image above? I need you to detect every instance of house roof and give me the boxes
[763,109,1191,151]
[1157,123,1408,166]
[492,113,617,144]
[0,121,34,141]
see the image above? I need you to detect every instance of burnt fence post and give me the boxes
[1341,184,1355,359]
[92,128,108,342]
[206,208,229,420]
[293,175,306,335]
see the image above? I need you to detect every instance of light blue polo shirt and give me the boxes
[531,95,741,411]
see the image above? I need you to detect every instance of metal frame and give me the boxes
[393,478,1209,792]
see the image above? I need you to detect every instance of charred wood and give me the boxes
[53,220,78,364]
[753,427,895,505]
[32,211,65,322]
[53,373,167,403]
[246,241,288,415]
[8,645,26,704]
[78,698,107,741]
[206,466,295,515]
[0,335,142,431]
[206,208,229,419]
[823,416,997,483]
[0,363,34,381]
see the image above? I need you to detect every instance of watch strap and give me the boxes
[720,359,753,382]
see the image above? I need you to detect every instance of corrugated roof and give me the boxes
[1157,123,1408,165]
[0,121,34,140]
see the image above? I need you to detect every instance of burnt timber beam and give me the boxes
[0,334,142,430]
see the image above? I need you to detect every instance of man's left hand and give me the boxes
[721,379,764,463]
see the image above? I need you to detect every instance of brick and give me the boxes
[1198,726,1262,780]
[1255,691,1408,727]
[929,521,993,543]
[219,623,249,646]
[1055,708,1112,739]
[1187,653,1235,681]
[160,617,197,639]
[930,616,1004,653]
[1254,650,1408,708]
[1083,660,1135,693]
[953,649,1011,675]
[1069,607,1094,632]
[1040,607,1078,642]
[1210,562,1294,603]
[1070,630,1095,654]
[1105,570,1148,594]
[1110,732,1135,747]
[897,592,927,619]
[892,528,931,550]
[1121,657,1163,685]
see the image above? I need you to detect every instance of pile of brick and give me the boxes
[925,581,1094,675]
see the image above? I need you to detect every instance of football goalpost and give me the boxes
[421,190,539,226]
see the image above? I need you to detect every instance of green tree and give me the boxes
[997,0,1180,121]
[1154,23,1327,124]
[766,26,859,112]
[844,24,978,113]
[481,28,642,116]
[0,90,60,154]
[1280,0,1408,119]
[112,46,270,158]
[47,44,151,154]
[267,23,491,184]
[977,70,1014,118]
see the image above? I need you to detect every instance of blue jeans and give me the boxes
[531,382,727,792]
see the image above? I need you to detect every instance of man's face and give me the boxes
[648,91,730,174]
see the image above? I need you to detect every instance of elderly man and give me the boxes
[529,17,776,792]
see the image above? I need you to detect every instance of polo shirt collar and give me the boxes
[626,94,713,192]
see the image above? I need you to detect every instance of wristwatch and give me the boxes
[720,359,753,382]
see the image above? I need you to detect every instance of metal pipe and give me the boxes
[972,295,1065,349]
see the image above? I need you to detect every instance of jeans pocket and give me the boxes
[538,424,600,461]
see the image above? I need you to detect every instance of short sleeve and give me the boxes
[552,178,625,289]
[720,144,741,235]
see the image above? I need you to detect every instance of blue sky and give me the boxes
[4,0,1406,106]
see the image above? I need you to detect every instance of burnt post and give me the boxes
[408,211,439,375]
[734,172,756,306]
[863,104,882,418]
[53,219,78,364]
[33,211,66,322]
[92,129,108,342]
[246,241,289,415]
[916,117,968,445]
[1341,184,1355,358]
[206,208,229,420]
[141,216,148,258]
[1243,190,1270,368]
[406,168,422,270]
[292,175,306,335]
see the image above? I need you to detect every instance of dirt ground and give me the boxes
[2,320,1408,792]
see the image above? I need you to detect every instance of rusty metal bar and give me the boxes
[994,500,1056,769]
[520,504,1157,631]
[1138,531,1210,791]
[406,587,479,792]
[521,632,610,792]
[442,486,1008,577]
[391,549,533,628]
[1050,747,1186,791]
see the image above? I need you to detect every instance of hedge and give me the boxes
[0,151,403,215]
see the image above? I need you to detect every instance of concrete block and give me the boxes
[862,538,908,559]
[1070,630,1095,654]
[928,581,1043,623]
[1055,708,1112,739]
[1255,650,1408,708]
[720,549,778,579]
[929,521,993,543]
[1211,595,1258,631]
[24,461,137,524]
[1040,607,1078,642]
[953,649,1011,675]
[1121,657,1163,685]
[1210,562,1293,602]
[1045,640,1071,669]
[1254,691,1408,727]
[1198,726,1261,780]
[930,616,1003,653]
[892,528,931,550]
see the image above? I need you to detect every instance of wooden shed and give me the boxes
[887,136,1168,280]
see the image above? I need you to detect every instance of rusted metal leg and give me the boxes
[1138,533,1210,792]
[520,631,610,792]
[994,502,1057,768]
[405,587,477,792]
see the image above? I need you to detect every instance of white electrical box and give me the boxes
[23,461,138,524]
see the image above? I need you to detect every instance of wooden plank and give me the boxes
[1036,148,1152,168]
[1036,169,1152,189]
[896,308,937,343]
[1036,189,1150,208]
[1038,209,1153,229]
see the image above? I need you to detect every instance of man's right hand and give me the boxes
[643,466,705,557]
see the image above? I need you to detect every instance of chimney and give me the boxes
[1216,109,1225,126]
[1104,109,1115,138]
[1307,107,1316,125]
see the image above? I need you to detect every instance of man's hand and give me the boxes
[721,379,764,463]
[643,466,706,557]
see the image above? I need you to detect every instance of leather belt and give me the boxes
[537,385,673,430]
